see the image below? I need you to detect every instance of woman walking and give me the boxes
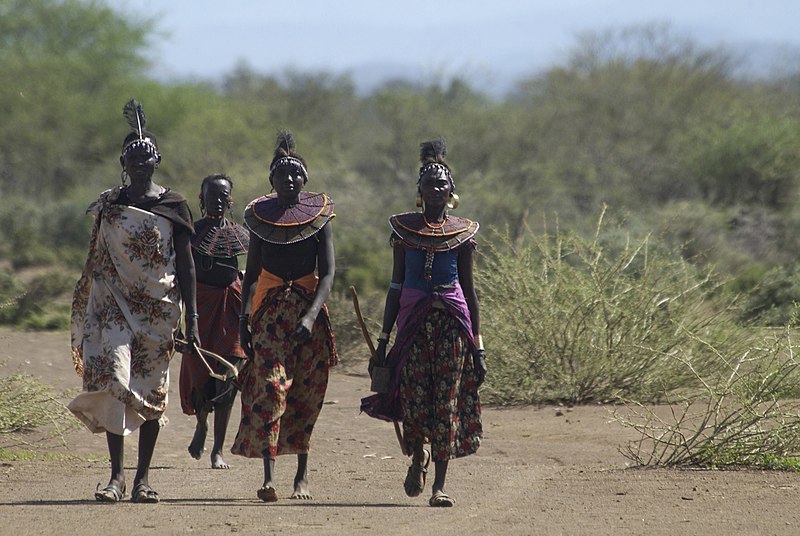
[361,138,486,507]
[180,173,249,469]
[232,130,337,502]
[70,99,198,504]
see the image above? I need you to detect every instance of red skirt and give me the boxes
[179,279,246,415]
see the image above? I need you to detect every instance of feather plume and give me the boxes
[274,129,297,157]
[122,99,146,137]
[419,138,447,164]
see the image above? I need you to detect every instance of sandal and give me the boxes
[429,490,455,507]
[131,482,160,503]
[257,485,278,503]
[403,448,431,498]
[94,481,126,502]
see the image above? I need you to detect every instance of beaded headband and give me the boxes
[269,156,308,182]
[121,100,161,163]
[122,137,160,161]
[419,162,455,191]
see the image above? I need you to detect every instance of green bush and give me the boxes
[736,265,800,326]
[476,209,738,404]
[614,327,800,469]
[0,373,76,434]
[0,270,75,330]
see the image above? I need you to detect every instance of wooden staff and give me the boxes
[349,286,407,456]
[176,338,239,381]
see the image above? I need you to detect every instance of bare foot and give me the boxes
[211,451,230,469]
[188,422,207,460]
[290,477,312,500]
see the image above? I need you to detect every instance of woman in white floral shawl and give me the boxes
[69,100,198,504]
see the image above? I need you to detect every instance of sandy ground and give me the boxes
[0,328,799,536]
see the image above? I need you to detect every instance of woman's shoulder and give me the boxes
[158,188,188,206]
[86,186,123,215]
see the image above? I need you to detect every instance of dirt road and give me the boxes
[0,329,798,535]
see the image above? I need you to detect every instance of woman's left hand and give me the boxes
[472,349,487,387]
[293,314,315,342]
[185,317,201,349]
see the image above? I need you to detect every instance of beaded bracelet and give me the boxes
[188,312,200,319]
[377,331,390,342]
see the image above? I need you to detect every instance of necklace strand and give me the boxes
[423,214,447,230]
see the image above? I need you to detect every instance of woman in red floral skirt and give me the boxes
[232,130,336,502]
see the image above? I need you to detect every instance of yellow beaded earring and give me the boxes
[447,193,460,210]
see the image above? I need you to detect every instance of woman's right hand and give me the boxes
[369,339,387,377]
[374,338,387,364]
[240,322,254,358]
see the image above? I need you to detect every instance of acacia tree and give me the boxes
[0,0,153,196]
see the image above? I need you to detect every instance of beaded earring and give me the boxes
[415,193,423,208]
[120,169,128,186]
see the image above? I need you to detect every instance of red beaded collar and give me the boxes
[389,212,479,252]
[244,192,334,244]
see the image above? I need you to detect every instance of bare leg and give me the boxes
[107,432,126,490]
[290,453,312,499]
[188,409,208,460]
[257,457,278,502]
[210,402,233,469]
[429,459,455,507]
[94,432,126,501]
[431,459,448,495]
[131,419,161,503]
[107,432,125,487]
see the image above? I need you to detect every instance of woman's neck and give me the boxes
[127,179,155,196]
[277,192,300,208]
[126,180,163,203]
[206,214,225,227]
[423,206,446,223]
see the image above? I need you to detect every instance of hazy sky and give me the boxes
[133,0,800,92]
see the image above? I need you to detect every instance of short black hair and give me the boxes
[201,173,233,194]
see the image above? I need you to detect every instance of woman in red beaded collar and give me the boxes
[232,130,337,503]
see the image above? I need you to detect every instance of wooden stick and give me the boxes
[176,338,239,381]
[349,286,407,456]
[350,285,376,357]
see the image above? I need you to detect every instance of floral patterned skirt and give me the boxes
[400,309,482,461]
[230,289,334,459]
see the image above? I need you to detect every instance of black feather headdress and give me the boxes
[269,129,308,183]
[419,138,447,165]
[274,129,297,158]
[418,137,454,191]
[121,98,160,161]
[123,99,146,138]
